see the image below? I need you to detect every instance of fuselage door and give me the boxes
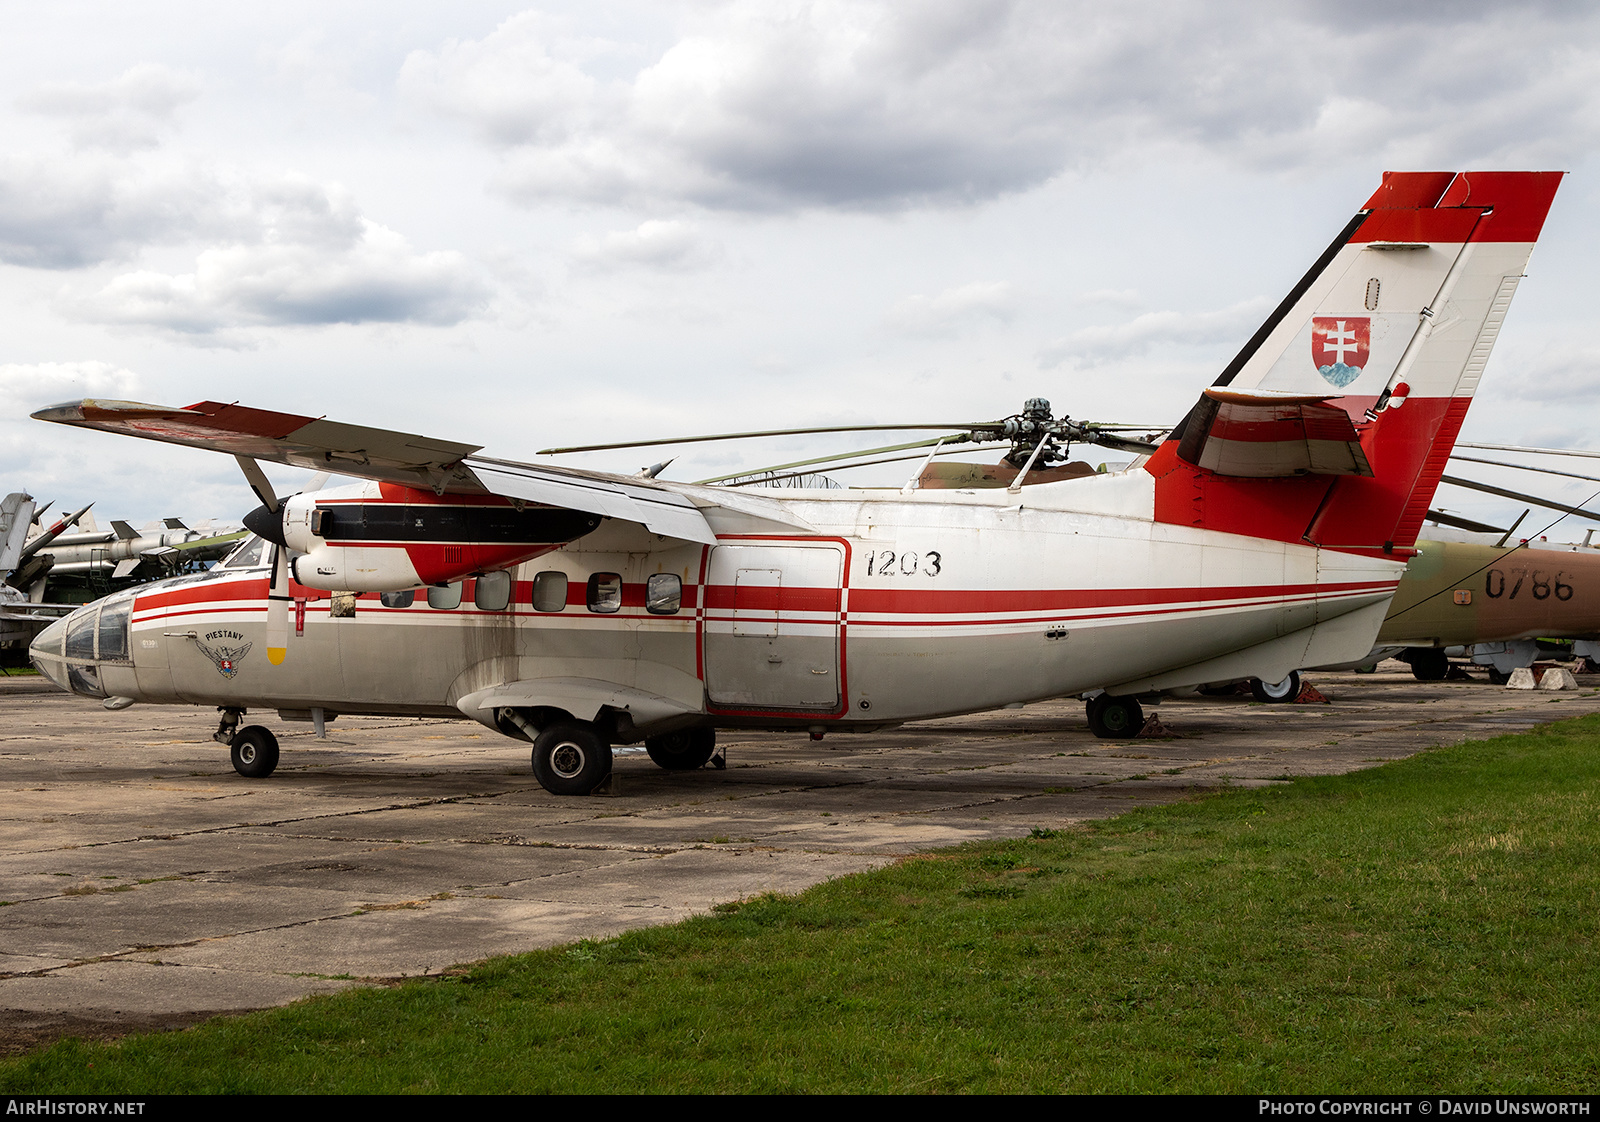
[704,544,843,711]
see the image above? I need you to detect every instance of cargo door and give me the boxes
[703,544,842,710]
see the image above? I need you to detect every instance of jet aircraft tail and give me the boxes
[1144,171,1563,557]
[1,493,36,572]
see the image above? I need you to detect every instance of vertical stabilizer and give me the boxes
[1,493,36,572]
[1147,171,1562,556]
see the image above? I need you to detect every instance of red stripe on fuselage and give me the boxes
[846,580,1392,616]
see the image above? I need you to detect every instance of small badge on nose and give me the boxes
[197,636,252,678]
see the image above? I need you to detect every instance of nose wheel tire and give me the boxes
[531,720,614,795]
[1086,694,1144,739]
[1250,671,1302,703]
[644,728,717,771]
[230,725,280,778]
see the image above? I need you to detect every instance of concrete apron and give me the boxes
[3,664,1600,1052]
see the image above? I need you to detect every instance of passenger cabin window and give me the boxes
[532,571,567,612]
[427,582,463,610]
[587,573,622,614]
[475,571,512,611]
[380,590,415,609]
[645,573,682,615]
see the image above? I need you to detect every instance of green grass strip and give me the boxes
[5,714,1600,1093]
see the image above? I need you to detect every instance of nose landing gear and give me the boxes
[230,725,280,778]
[215,708,280,778]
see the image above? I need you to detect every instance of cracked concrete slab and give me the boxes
[4,664,1600,1051]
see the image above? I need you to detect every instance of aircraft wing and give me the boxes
[33,398,723,545]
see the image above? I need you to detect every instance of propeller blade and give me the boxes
[538,423,994,456]
[235,455,279,512]
[266,544,290,666]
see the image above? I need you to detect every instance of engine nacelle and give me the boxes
[291,542,428,592]
[245,481,599,593]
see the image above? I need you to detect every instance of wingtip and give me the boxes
[31,398,199,424]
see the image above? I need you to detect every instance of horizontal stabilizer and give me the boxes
[1176,388,1372,478]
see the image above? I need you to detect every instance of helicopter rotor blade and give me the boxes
[693,436,973,486]
[1081,432,1163,455]
[539,423,996,456]
[712,442,1011,487]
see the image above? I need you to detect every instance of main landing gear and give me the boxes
[215,707,280,778]
[1404,648,1450,682]
[1250,671,1301,703]
[521,718,721,795]
[530,720,614,796]
[644,727,717,771]
[1086,693,1144,739]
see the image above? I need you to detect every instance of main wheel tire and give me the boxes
[1487,667,1510,685]
[1086,694,1144,739]
[230,725,280,778]
[1408,648,1450,681]
[1250,671,1302,703]
[644,727,716,771]
[531,720,613,795]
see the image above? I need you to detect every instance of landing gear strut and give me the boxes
[213,707,243,745]
[1086,694,1144,739]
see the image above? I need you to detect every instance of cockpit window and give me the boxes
[97,599,132,662]
[66,610,97,660]
[222,536,267,568]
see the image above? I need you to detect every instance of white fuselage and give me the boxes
[31,468,1404,736]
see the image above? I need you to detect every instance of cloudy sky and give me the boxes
[4,0,1600,536]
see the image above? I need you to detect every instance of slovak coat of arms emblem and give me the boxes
[196,637,252,678]
[1311,316,1370,387]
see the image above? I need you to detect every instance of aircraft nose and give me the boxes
[29,610,75,692]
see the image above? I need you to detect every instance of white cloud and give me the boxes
[0,361,140,416]
[401,2,1600,212]
[885,281,1017,336]
[0,154,224,269]
[1488,345,1600,404]
[18,63,199,153]
[1037,299,1270,369]
[70,211,492,335]
[569,219,723,272]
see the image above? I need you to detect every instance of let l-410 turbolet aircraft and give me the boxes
[29,171,1562,794]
